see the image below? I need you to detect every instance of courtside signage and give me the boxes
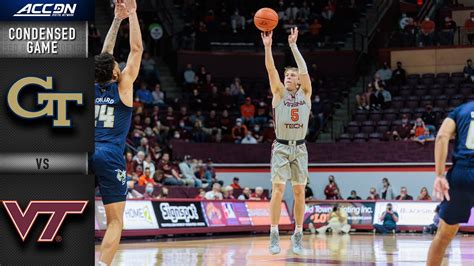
[0,0,93,21]
[95,200,159,230]
[153,201,207,228]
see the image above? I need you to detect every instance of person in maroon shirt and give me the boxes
[262,120,276,143]
[230,177,242,190]
[221,87,234,110]
[177,106,190,126]
[125,152,134,176]
[392,114,412,141]
[367,187,380,200]
[208,86,221,111]
[324,175,340,199]
[231,118,248,143]
[163,106,176,129]
[220,109,233,136]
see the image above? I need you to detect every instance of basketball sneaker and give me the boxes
[269,231,281,255]
[291,232,303,255]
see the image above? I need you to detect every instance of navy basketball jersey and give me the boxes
[94,82,132,150]
[448,101,474,161]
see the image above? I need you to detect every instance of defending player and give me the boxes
[91,0,143,265]
[262,28,311,255]
[427,101,474,266]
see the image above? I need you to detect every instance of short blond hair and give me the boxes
[284,66,299,75]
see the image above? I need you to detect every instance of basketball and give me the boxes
[254,8,278,32]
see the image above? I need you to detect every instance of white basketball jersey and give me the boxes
[273,89,311,140]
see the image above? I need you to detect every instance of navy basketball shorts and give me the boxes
[89,143,127,205]
[439,160,474,225]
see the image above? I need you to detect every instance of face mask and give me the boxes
[269,123,274,128]
[174,133,180,138]
[402,119,408,124]
[146,187,154,194]
[315,98,320,102]
[179,123,185,128]
[254,127,260,131]
[236,122,242,126]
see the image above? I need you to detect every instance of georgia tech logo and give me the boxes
[7,77,83,127]
[2,200,88,242]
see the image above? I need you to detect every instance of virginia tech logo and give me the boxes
[7,76,83,127]
[2,200,88,242]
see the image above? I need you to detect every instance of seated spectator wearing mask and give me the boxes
[374,203,399,234]
[317,205,351,234]
[392,114,411,141]
[238,187,251,200]
[223,186,235,199]
[205,183,223,200]
[143,183,157,199]
[421,105,437,134]
[367,187,380,200]
[347,190,361,200]
[324,175,339,199]
[412,117,427,139]
[396,187,413,200]
[378,177,395,200]
[414,129,435,145]
[250,187,268,200]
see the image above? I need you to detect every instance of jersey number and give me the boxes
[466,121,474,149]
[95,105,115,128]
[291,108,299,122]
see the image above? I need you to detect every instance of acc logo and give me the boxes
[7,76,83,127]
[14,3,76,17]
[2,200,88,242]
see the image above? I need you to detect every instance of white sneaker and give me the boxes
[291,232,303,255]
[269,231,281,255]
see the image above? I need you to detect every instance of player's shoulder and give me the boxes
[448,101,474,121]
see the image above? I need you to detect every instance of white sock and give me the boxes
[98,261,107,266]
[295,225,303,234]
[271,224,279,233]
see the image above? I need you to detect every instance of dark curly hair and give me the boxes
[94,53,115,84]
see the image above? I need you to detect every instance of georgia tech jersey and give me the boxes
[273,89,311,140]
[94,82,132,150]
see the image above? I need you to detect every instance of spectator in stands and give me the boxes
[192,120,208,143]
[308,19,323,46]
[396,187,413,200]
[152,83,165,107]
[392,114,412,141]
[241,131,258,144]
[179,155,203,188]
[158,153,184,186]
[347,190,361,200]
[240,97,255,125]
[138,167,156,186]
[205,183,223,200]
[465,16,474,45]
[375,62,393,82]
[356,83,374,110]
[421,105,437,133]
[379,177,395,200]
[232,118,248,143]
[333,189,343,200]
[322,0,336,21]
[392,61,406,86]
[317,205,351,234]
[136,82,153,105]
[195,188,206,200]
[141,52,160,82]
[412,117,427,139]
[255,102,269,125]
[250,187,268,200]
[374,80,391,109]
[324,175,339,199]
[417,187,432,200]
[419,17,435,46]
[230,177,242,190]
[143,183,157,199]
[223,186,235,199]
[126,152,134,176]
[464,59,474,82]
[367,187,380,200]
[440,17,457,45]
[305,183,314,200]
[157,187,168,199]
[231,9,245,33]
[374,203,399,234]
[205,158,222,186]
[183,63,196,85]
[230,77,245,99]
[424,205,440,234]
[126,181,143,199]
[238,187,251,200]
[143,154,155,178]
[414,129,435,145]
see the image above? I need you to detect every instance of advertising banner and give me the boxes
[95,200,159,230]
[203,201,251,227]
[153,201,207,228]
[246,202,291,226]
[304,201,375,225]
[373,202,438,226]
[461,208,474,226]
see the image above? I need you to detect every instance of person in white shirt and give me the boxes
[178,155,202,188]
[152,83,165,105]
[375,62,393,82]
[205,183,223,200]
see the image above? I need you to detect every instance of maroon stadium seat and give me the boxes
[460,86,472,97]
[353,133,368,142]
[354,110,368,122]
[369,133,382,141]
[338,133,352,142]
[368,111,383,122]
[429,87,442,97]
[450,95,464,107]
[444,87,457,96]
[435,95,449,108]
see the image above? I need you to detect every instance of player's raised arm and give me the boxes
[101,0,128,54]
[119,0,143,106]
[262,31,284,98]
[433,118,456,201]
[288,27,311,98]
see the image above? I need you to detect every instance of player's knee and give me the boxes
[293,187,304,197]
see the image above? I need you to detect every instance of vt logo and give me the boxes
[7,76,83,127]
[3,200,88,242]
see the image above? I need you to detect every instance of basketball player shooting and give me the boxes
[92,0,143,265]
[262,28,311,255]
[427,101,474,266]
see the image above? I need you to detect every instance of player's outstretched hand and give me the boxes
[114,0,128,20]
[124,0,137,13]
[261,31,273,47]
[433,176,450,201]
[288,27,298,45]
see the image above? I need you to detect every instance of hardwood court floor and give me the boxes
[96,234,474,265]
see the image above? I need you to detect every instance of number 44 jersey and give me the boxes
[449,101,474,162]
[94,82,132,151]
[273,89,311,140]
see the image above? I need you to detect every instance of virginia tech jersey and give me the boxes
[273,89,310,140]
